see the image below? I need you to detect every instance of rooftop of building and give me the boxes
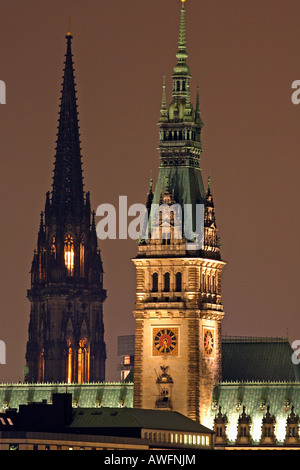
[70,406,213,435]
[222,336,300,382]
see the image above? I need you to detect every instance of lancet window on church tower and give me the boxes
[80,239,85,277]
[50,237,56,259]
[39,348,45,383]
[64,235,74,276]
[78,339,90,384]
[67,343,73,384]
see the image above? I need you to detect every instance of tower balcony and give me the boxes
[200,303,223,312]
[145,301,185,309]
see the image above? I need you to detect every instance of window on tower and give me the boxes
[163,272,170,292]
[67,343,72,384]
[80,239,85,277]
[152,273,158,292]
[175,272,182,292]
[64,235,74,276]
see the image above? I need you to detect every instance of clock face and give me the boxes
[203,329,214,357]
[153,328,178,356]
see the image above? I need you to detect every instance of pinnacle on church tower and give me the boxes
[26,33,106,384]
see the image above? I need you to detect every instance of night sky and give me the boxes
[1,0,300,383]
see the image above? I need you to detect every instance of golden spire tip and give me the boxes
[67,16,71,36]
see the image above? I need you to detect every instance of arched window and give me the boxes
[64,235,74,276]
[152,273,158,292]
[67,346,72,384]
[78,340,90,384]
[164,272,170,292]
[39,349,45,382]
[80,239,85,277]
[175,272,182,292]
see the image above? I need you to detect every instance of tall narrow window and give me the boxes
[80,240,85,277]
[212,275,216,293]
[64,235,74,276]
[51,237,56,258]
[152,273,158,292]
[175,272,182,292]
[78,340,90,384]
[39,349,45,382]
[164,272,170,292]
[207,275,211,292]
[67,345,72,384]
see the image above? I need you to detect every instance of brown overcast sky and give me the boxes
[0,0,300,382]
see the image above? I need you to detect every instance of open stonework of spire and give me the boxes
[51,33,84,221]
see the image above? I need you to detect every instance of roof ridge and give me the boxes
[222,336,288,343]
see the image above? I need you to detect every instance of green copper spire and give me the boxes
[173,0,190,80]
[176,1,188,63]
[150,0,205,223]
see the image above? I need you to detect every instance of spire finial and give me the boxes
[173,0,189,75]
[178,0,187,52]
[67,16,72,36]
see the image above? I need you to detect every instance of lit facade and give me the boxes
[3,0,300,452]
[132,1,226,423]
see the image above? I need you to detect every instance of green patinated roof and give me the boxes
[152,166,205,209]
[206,381,300,444]
[70,407,213,434]
[222,337,300,382]
[0,382,133,410]
[2,335,300,446]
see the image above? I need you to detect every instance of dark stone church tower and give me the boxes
[25,32,106,384]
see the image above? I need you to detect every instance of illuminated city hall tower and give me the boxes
[133,0,226,423]
[26,32,106,383]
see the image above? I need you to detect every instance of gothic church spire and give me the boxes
[51,33,84,220]
[26,33,106,384]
